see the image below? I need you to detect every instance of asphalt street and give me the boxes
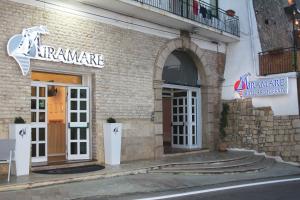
[1,162,300,200]
[169,180,300,200]
[90,178,300,200]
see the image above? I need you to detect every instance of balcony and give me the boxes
[259,48,300,76]
[133,0,240,37]
[77,0,240,43]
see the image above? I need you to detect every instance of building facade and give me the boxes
[3,0,300,172]
[0,0,241,168]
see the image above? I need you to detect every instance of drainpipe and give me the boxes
[247,0,259,76]
[293,10,298,71]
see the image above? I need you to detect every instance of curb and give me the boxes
[0,154,251,192]
[0,168,148,192]
[76,174,300,200]
[1,150,295,193]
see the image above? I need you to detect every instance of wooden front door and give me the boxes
[163,97,172,145]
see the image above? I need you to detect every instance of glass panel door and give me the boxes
[190,91,198,147]
[170,88,200,149]
[172,91,188,148]
[67,87,89,160]
[31,84,47,162]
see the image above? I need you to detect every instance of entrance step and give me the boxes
[162,149,210,157]
[148,153,275,175]
[31,160,99,172]
[161,155,265,170]
[152,154,251,170]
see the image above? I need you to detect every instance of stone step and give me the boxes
[161,156,265,170]
[148,157,275,175]
[149,159,274,174]
[149,154,252,170]
[162,149,210,157]
[31,160,99,172]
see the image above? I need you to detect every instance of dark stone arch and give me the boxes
[152,37,225,158]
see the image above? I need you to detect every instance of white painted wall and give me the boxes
[221,0,261,100]
[221,0,299,116]
[191,34,226,53]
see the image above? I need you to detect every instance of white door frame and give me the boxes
[171,90,188,148]
[67,86,90,160]
[31,73,92,162]
[31,82,48,163]
[163,84,202,149]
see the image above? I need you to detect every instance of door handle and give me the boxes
[68,123,89,128]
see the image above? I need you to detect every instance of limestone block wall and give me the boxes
[224,99,300,162]
[0,0,167,163]
[0,0,226,164]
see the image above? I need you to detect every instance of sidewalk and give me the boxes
[0,150,299,193]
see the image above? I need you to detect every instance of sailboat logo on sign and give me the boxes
[7,26,48,76]
[7,26,104,76]
[234,73,251,98]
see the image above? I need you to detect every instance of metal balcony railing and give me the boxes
[133,0,240,37]
[259,47,300,76]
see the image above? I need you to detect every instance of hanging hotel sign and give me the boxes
[234,73,288,98]
[7,26,104,76]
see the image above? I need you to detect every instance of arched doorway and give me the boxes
[162,50,202,153]
[153,37,225,158]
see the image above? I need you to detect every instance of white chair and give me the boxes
[0,139,15,182]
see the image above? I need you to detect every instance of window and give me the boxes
[163,50,199,87]
[208,0,218,17]
[32,71,82,84]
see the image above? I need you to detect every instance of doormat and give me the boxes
[33,165,105,174]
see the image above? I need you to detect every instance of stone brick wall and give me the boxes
[0,0,225,165]
[224,99,300,162]
[0,0,168,162]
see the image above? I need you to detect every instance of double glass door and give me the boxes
[31,84,90,162]
[172,91,188,147]
[171,88,200,149]
[67,87,89,160]
[31,84,47,162]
